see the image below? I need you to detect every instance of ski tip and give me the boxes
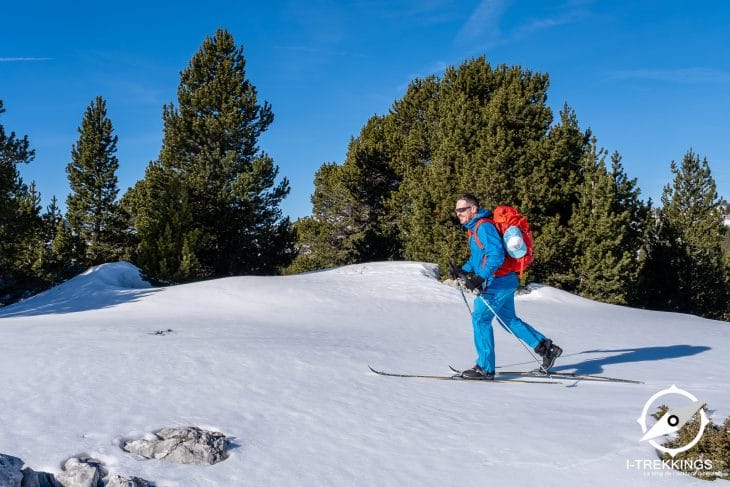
[368,365,383,374]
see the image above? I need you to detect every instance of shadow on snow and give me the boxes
[0,287,160,318]
[550,345,712,375]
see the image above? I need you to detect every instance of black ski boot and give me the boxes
[461,365,495,380]
[535,339,563,372]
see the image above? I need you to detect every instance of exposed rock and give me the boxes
[20,468,56,487]
[2,454,151,487]
[123,427,229,465]
[54,457,105,487]
[105,475,151,487]
[0,454,24,487]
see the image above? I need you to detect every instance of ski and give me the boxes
[448,365,642,384]
[369,366,562,384]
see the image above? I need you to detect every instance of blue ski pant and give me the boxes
[471,287,546,372]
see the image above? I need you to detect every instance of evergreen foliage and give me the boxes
[126,29,294,282]
[653,405,730,481]
[0,101,81,303]
[642,150,728,319]
[719,199,730,254]
[527,105,590,286]
[394,62,558,272]
[567,142,646,304]
[287,116,400,273]
[296,56,717,316]
[287,163,358,274]
[66,96,125,266]
[0,100,45,304]
[609,151,651,304]
[30,196,83,286]
[297,57,591,282]
[1,52,727,321]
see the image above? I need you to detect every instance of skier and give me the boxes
[450,193,562,380]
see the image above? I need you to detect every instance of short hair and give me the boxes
[455,193,479,208]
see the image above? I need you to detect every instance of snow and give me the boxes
[0,261,727,486]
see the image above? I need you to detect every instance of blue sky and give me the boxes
[1,0,728,220]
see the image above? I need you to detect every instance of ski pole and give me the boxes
[476,294,548,374]
[448,260,473,314]
[449,259,524,345]
[455,277,473,314]
[453,274,546,373]
[449,260,548,373]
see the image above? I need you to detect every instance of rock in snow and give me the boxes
[122,427,229,465]
[104,474,151,487]
[0,454,57,487]
[20,468,56,487]
[0,454,24,487]
[54,457,105,487]
[1,453,153,487]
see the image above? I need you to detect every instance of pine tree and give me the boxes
[296,57,593,279]
[642,150,728,319]
[294,55,648,306]
[123,163,199,282]
[0,100,44,304]
[392,58,555,272]
[609,151,650,303]
[31,196,82,285]
[66,96,124,266]
[345,116,401,261]
[568,141,644,304]
[465,63,553,208]
[127,29,293,281]
[382,76,441,264]
[527,105,589,286]
[286,163,360,273]
[7,181,48,299]
[286,115,401,273]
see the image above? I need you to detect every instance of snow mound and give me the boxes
[0,262,153,317]
[520,283,601,306]
[78,262,151,289]
[301,261,440,280]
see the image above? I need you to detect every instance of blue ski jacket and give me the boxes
[461,209,518,290]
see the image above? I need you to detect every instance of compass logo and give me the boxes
[636,384,709,457]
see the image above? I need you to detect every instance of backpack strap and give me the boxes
[467,217,494,273]
[466,217,493,249]
[468,216,522,280]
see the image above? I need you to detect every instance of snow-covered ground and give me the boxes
[0,261,727,486]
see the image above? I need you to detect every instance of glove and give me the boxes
[464,274,485,292]
[448,260,467,280]
[449,266,467,280]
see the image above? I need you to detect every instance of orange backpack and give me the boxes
[467,206,534,281]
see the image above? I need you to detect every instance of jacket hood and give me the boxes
[463,208,492,230]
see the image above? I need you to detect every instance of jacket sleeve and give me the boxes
[475,222,505,285]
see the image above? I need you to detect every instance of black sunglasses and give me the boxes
[455,206,473,214]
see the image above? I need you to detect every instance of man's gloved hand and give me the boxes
[464,274,485,292]
[448,260,467,280]
[447,260,484,292]
[449,266,467,280]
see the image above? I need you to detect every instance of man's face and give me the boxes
[455,199,478,225]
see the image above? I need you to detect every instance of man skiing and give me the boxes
[450,193,562,380]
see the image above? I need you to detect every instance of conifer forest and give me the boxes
[1,29,728,320]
